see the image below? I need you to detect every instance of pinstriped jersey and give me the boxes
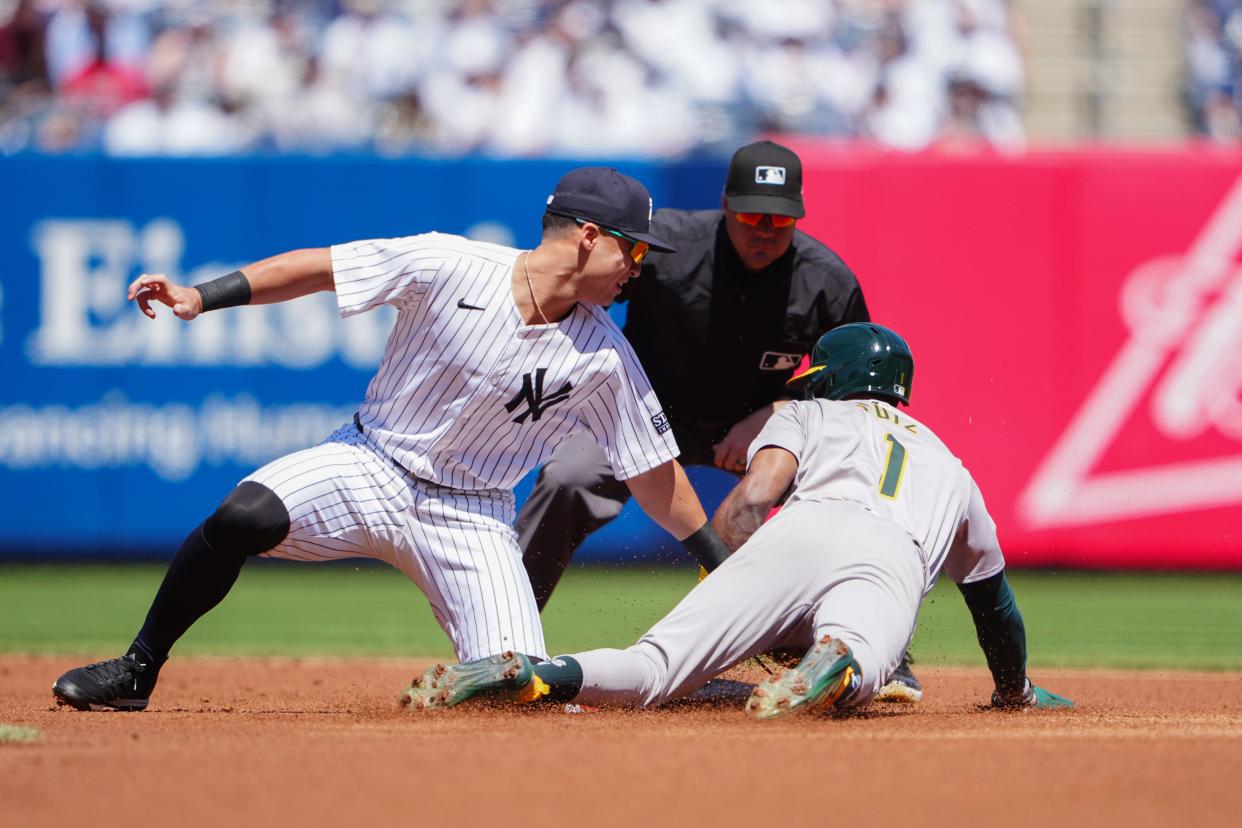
[748,398,1004,589]
[331,232,679,491]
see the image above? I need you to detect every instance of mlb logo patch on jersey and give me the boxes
[755,166,786,185]
[760,351,802,371]
[650,411,671,434]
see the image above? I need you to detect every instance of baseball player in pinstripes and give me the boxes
[403,324,1074,717]
[52,167,733,712]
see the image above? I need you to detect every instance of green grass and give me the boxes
[0,725,41,743]
[911,572,1242,670]
[2,563,1239,670]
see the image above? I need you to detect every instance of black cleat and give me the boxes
[876,651,923,703]
[53,654,157,712]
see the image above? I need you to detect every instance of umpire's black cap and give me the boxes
[724,140,805,219]
[546,167,676,252]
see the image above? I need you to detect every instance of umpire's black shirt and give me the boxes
[618,208,870,464]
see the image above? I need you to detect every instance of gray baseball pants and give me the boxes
[566,499,927,708]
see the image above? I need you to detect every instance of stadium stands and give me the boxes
[0,0,1026,156]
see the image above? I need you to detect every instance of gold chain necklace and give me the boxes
[523,251,549,325]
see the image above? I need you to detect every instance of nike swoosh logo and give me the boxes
[457,299,486,311]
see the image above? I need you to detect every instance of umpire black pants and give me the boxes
[516,431,736,610]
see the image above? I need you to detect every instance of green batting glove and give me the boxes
[1030,686,1074,709]
[991,679,1074,710]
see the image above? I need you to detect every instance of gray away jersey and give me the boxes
[331,232,679,490]
[748,398,1005,588]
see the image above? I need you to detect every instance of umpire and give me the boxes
[517,141,922,702]
[519,139,863,570]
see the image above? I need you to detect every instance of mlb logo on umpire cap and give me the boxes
[755,166,786,185]
[724,140,805,219]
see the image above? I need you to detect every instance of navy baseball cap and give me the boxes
[545,167,676,252]
[724,140,805,218]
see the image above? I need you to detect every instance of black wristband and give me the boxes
[195,270,251,312]
[680,522,730,572]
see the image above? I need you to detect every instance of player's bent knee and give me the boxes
[203,481,291,558]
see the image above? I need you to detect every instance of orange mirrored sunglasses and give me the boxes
[734,212,797,228]
[614,234,649,265]
[577,218,650,264]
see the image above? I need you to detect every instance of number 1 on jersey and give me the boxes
[879,434,907,499]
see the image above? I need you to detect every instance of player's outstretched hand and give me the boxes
[713,406,777,472]
[991,679,1074,710]
[128,273,203,321]
[1030,686,1074,708]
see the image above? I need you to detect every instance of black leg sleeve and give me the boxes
[130,522,246,665]
[131,482,290,664]
[955,570,1027,697]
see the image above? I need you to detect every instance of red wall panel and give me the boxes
[786,143,1242,569]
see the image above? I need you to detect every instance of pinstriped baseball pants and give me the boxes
[243,423,547,662]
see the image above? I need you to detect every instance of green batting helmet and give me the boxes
[786,323,914,406]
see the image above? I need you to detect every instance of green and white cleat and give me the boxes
[401,651,537,710]
[746,635,861,721]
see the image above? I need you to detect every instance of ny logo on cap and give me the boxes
[755,166,786,185]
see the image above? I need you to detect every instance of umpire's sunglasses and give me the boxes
[733,211,797,228]
[576,218,650,264]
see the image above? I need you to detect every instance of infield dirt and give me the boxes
[2,655,1239,827]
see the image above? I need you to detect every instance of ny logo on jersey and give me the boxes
[505,368,573,424]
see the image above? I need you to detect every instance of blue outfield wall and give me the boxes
[0,154,736,560]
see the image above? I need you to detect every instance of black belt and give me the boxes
[350,413,471,494]
[352,412,412,480]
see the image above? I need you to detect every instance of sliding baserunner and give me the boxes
[403,323,1072,718]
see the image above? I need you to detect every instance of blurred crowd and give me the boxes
[0,0,1025,158]
[1186,0,1242,141]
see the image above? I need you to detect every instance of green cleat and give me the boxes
[746,635,861,721]
[401,651,538,710]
